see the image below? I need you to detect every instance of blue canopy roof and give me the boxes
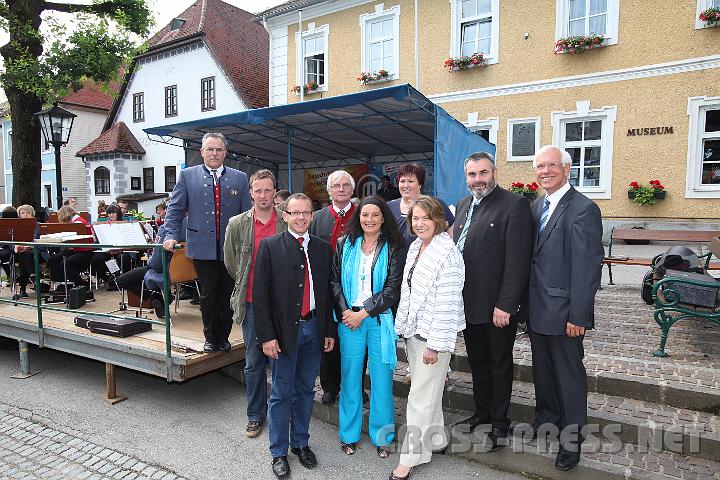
[144,84,495,205]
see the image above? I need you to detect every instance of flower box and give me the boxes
[444,52,486,72]
[554,34,605,54]
[291,81,320,96]
[358,70,391,85]
[510,181,539,201]
[628,180,666,205]
[654,190,666,200]
[699,7,720,26]
[523,191,537,201]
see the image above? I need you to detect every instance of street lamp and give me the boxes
[35,104,76,210]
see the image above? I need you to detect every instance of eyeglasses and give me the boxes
[534,162,563,171]
[203,147,226,153]
[284,210,312,217]
[330,183,352,190]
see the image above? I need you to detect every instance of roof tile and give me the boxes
[76,122,146,157]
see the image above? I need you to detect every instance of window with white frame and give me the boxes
[686,97,720,197]
[555,0,619,45]
[551,104,616,199]
[467,115,499,146]
[696,0,720,29]
[451,0,499,63]
[507,118,541,161]
[360,5,400,78]
[295,24,329,91]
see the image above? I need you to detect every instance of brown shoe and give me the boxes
[245,420,264,438]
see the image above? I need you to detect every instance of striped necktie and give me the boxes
[538,198,551,233]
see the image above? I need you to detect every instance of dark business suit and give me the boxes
[253,231,335,458]
[527,186,603,446]
[453,186,533,434]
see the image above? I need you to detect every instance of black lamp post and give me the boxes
[35,104,76,210]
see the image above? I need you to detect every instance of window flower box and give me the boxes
[510,181,539,201]
[358,70,391,85]
[554,34,605,54]
[628,180,666,205]
[699,7,720,26]
[444,52,486,72]
[291,81,320,96]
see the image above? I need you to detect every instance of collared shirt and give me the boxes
[288,229,316,311]
[456,196,483,254]
[205,164,225,183]
[331,202,351,216]
[246,208,278,302]
[544,181,571,223]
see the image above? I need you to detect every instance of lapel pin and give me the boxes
[490,222,494,227]
[229,189,238,196]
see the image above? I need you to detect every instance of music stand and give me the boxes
[0,219,38,299]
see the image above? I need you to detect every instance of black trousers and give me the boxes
[528,330,587,446]
[320,342,342,395]
[47,250,91,285]
[463,320,518,433]
[193,259,234,344]
[116,266,164,304]
[16,251,44,289]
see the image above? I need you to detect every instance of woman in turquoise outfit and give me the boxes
[331,196,406,458]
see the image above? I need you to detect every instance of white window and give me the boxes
[686,96,720,197]
[450,0,499,64]
[359,5,400,79]
[296,24,329,91]
[551,102,616,199]
[555,0,619,46]
[466,114,499,146]
[507,117,541,162]
[696,0,720,29]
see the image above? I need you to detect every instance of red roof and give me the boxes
[61,79,117,111]
[76,122,146,157]
[147,0,268,109]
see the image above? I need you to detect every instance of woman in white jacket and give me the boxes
[390,196,465,480]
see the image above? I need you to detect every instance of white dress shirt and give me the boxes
[544,181,571,222]
[288,229,316,311]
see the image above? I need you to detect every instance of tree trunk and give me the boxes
[1,0,45,209]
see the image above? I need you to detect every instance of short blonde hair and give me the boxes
[407,196,448,236]
[17,204,35,217]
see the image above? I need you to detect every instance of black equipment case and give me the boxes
[74,314,151,337]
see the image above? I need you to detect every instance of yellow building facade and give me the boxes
[261,0,720,221]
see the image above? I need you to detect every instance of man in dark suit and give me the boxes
[309,170,356,405]
[253,193,336,479]
[163,132,252,353]
[451,152,533,450]
[528,145,604,471]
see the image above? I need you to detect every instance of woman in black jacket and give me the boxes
[331,196,406,458]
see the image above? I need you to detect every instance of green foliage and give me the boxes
[631,186,657,206]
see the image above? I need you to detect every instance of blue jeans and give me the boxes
[268,315,322,458]
[243,302,268,423]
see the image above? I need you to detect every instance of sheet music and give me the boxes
[93,222,148,251]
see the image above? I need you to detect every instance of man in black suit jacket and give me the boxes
[451,152,533,450]
[253,193,336,479]
[528,145,604,472]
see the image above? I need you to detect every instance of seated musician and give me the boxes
[0,206,19,279]
[90,204,134,290]
[46,206,95,291]
[14,205,48,297]
[116,217,187,317]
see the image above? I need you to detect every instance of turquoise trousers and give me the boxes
[338,317,395,446]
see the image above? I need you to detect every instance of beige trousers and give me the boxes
[399,335,452,468]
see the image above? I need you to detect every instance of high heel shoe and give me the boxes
[389,467,412,480]
[340,442,356,455]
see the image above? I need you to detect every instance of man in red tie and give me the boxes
[253,193,336,479]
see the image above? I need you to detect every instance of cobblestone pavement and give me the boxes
[0,411,185,480]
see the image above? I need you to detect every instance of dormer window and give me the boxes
[170,18,186,31]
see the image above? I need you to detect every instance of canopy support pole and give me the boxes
[287,127,293,192]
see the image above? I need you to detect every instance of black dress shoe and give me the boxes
[451,413,487,432]
[321,391,337,405]
[151,298,166,318]
[203,341,218,352]
[271,456,290,479]
[555,445,581,471]
[487,430,508,452]
[218,340,232,353]
[290,446,317,469]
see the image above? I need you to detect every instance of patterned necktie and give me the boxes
[337,209,345,217]
[539,198,551,233]
[211,169,218,185]
[456,198,481,254]
[298,237,311,317]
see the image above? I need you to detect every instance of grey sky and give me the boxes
[0,0,287,103]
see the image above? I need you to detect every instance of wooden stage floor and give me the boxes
[0,285,245,382]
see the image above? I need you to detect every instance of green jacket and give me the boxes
[224,207,287,324]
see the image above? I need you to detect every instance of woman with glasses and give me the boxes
[390,196,465,480]
[331,196,406,458]
[387,163,455,248]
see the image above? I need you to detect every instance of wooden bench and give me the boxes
[603,228,720,285]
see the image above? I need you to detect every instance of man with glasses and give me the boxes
[526,145,603,471]
[224,169,287,439]
[253,193,335,479]
[309,170,357,405]
[163,132,252,353]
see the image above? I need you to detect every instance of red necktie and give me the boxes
[298,237,311,317]
[211,169,221,240]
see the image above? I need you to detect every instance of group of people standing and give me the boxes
[160,132,604,480]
